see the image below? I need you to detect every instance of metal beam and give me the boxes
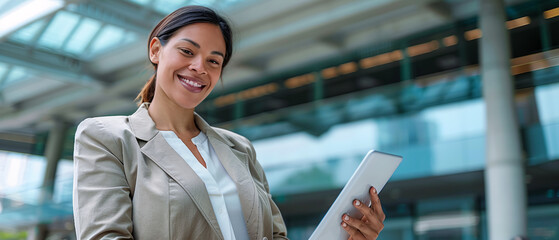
[26,14,55,52]
[0,41,99,86]
[82,22,106,57]
[0,0,24,15]
[65,0,163,34]
[0,0,64,40]
[426,0,453,20]
[84,40,146,75]
[48,65,151,124]
[0,85,100,130]
[234,0,440,60]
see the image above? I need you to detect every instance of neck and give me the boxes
[148,92,199,138]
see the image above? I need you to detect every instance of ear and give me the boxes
[149,37,162,64]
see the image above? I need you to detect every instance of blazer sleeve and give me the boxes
[73,118,134,240]
[246,140,289,240]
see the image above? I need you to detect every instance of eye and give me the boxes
[209,59,221,65]
[180,48,193,55]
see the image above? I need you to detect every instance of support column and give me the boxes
[313,72,324,101]
[539,6,551,52]
[400,42,412,81]
[41,121,68,201]
[34,120,69,240]
[233,98,245,128]
[479,0,527,239]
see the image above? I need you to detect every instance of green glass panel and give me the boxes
[153,0,188,14]
[89,25,125,55]
[64,18,102,55]
[37,11,80,50]
[128,0,151,5]
[3,66,26,87]
[8,20,46,42]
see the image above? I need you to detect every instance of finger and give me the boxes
[360,215,369,224]
[341,220,365,240]
[357,210,386,237]
[370,187,386,221]
[342,214,379,238]
[353,199,375,222]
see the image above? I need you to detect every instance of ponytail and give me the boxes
[136,74,156,105]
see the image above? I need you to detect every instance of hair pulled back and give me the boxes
[136,5,233,104]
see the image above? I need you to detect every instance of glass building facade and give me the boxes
[1,0,559,239]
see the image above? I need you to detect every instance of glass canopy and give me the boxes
[0,0,253,109]
[127,0,248,13]
[7,10,138,59]
[2,0,251,58]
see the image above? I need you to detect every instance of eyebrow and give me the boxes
[180,38,225,58]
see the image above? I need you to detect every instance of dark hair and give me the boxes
[136,5,233,104]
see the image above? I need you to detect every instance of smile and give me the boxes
[178,74,206,92]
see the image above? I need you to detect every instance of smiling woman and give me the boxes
[148,23,225,110]
[72,5,288,240]
[136,6,233,107]
[72,5,385,240]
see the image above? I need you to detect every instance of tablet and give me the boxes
[309,150,402,240]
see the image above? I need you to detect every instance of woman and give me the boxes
[73,5,385,240]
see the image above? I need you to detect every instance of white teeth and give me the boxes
[180,76,203,88]
[186,80,202,87]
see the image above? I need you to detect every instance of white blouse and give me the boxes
[160,130,249,240]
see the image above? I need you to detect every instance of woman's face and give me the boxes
[149,22,226,110]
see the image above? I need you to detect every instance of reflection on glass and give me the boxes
[0,151,73,229]
[254,99,488,194]
[536,82,559,124]
[0,151,45,201]
[535,82,559,159]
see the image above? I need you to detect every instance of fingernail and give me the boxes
[342,222,347,227]
[344,215,349,221]
[371,187,377,194]
[355,200,361,206]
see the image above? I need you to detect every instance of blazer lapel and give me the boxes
[141,134,223,239]
[196,114,261,240]
[128,104,223,239]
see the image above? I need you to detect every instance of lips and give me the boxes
[178,74,206,93]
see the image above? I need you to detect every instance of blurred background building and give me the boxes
[0,0,558,239]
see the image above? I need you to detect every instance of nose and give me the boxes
[188,56,207,75]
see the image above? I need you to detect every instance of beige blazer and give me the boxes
[73,103,288,240]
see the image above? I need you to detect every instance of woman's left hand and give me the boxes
[341,187,385,240]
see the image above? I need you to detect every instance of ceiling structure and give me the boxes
[0,0,531,140]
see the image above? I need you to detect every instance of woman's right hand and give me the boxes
[341,187,385,240]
